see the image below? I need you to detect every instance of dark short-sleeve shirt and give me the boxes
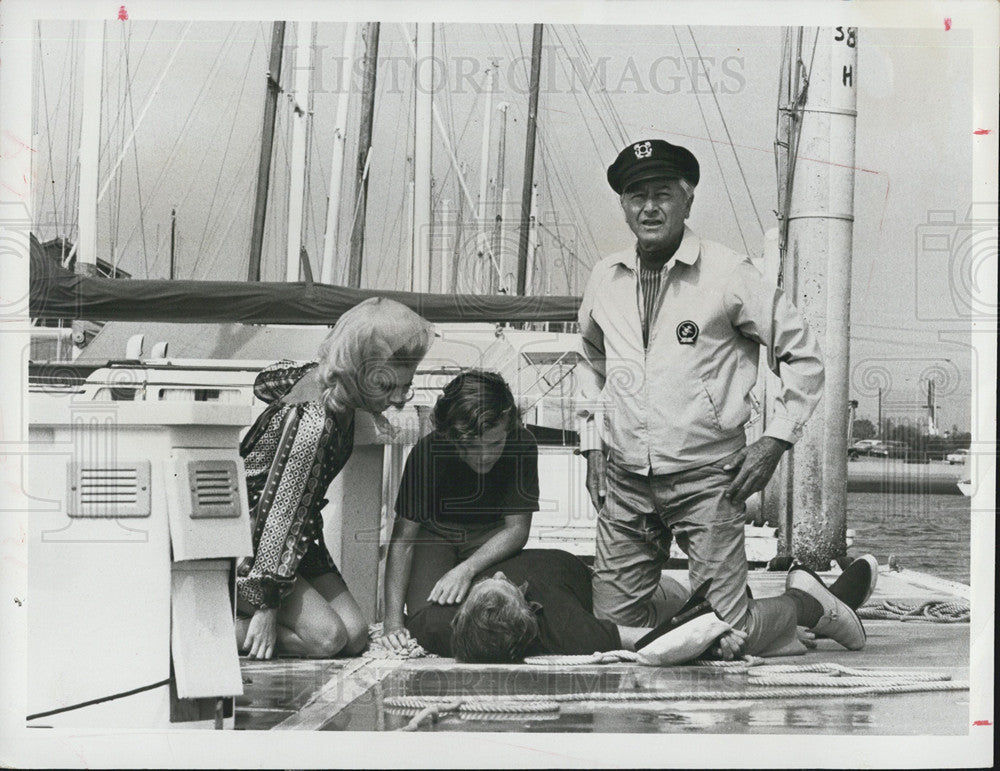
[405,549,622,656]
[395,427,540,531]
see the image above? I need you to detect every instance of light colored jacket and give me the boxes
[576,226,824,475]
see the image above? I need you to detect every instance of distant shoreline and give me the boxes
[847,458,966,496]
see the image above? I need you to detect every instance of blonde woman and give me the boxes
[236,298,433,660]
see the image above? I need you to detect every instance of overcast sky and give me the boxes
[25,12,978,430]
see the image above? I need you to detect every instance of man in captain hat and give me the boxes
[575,138,876,658]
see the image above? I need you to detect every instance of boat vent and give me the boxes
[188,461,240,519]
[68,461,151,518]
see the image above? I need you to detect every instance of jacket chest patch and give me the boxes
[676,320,699,345]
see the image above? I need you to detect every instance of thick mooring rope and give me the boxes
[387,680,969,718]
[857,600,969,623]
[388,659,967,727]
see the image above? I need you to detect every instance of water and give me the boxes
[846,492,971,584]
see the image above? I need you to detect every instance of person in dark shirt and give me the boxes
[381,370,540,651]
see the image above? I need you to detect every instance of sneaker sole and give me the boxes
[786,567,866,651]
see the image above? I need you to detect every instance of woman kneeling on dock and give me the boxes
[381,370,539,651]
[236,298,434,660]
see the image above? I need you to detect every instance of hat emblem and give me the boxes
[633,141,653,159]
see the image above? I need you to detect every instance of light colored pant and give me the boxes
[593,457,798,656]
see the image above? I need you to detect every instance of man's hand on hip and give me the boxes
[722,436,791,504]
[584,449,608,512]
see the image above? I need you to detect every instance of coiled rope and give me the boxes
[858,600,969,623]
[388,659,967,728]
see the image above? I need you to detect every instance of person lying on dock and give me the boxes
[397,549,879,664]
[387,547,688,660]
[235,298,434,660]
[381,370,539,652]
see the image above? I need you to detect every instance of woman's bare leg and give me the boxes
[309,572,369,655]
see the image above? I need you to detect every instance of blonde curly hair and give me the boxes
[316,297,433,415]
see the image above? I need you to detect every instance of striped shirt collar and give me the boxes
[612,225,701,271]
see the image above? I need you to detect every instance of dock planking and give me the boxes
[237,567,970,734]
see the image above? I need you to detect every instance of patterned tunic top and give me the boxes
[236,361,355,610]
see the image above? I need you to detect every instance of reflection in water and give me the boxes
[320,666,956,734]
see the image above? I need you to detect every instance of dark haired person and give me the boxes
[381,370,540,651]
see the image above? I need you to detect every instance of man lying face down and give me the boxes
[404,548,692,662]
[419,546,879,664]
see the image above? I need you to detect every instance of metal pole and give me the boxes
[248,21,286,282]
[476,65,496,291]
[877,387,883,438]
[286,22,314,282]
[788,26,858,570]
[348,22,380,288]
[320,23,358,285]
[77,20,104,276]
[413,23,433,293]
[524,182,539,294]
[491,104,508,294]
[516,23,543,296]
[169,207,176,280]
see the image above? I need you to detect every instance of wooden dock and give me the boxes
[236,565,971,735]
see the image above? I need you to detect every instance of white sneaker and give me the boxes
[786,566,866,651]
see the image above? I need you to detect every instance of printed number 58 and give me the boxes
[834,27,857,47]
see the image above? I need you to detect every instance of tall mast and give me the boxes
[248,21,286,282]
[476,64,496,293]
[286,22,315,282]
[77,20,104,276]
[320,23,358,285]
[491,103,508,294]
[787,26,858,570]
[412,23,433,293]
[516,24,543,296]
[348,22,380,289]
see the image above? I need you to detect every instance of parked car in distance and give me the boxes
[848,439,881,459]
[946,448,969,465]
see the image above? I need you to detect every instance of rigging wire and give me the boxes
[97,20,159,168]
[62,22,80,239]
[110,25,125,273]
[775,27,820,287]
[686,25,764,235]
[547,25,616,160]
[539,119,602,271]
[372,38,410,285]
[190,29,260,275]
[122,21,151,279]
[36,24,62,241]
[569,25,629,147]
[115,23,236,270]
[670,26,751,257]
